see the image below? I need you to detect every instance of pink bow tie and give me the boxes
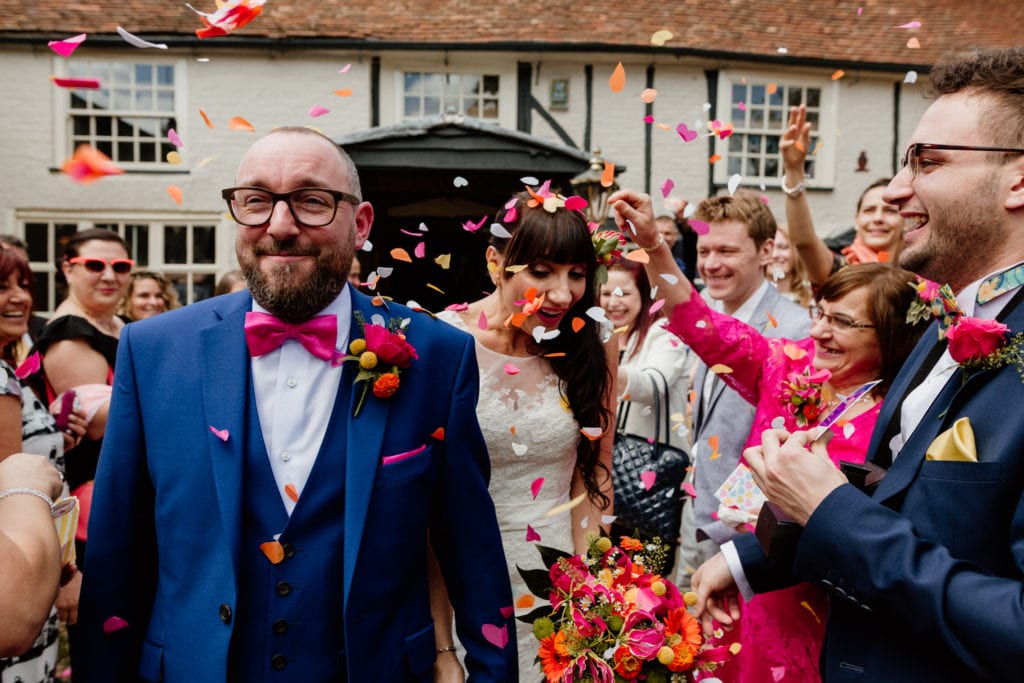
[244,312,338,361]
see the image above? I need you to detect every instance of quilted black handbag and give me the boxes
[611,369,690,544]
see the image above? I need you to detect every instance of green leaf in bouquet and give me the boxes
[515,604,556,626]
[516,566,553,598]
[537,544,573,570]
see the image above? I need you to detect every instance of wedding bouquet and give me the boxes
[518,535,735,682]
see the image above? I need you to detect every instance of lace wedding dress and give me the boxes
[437,311,580,681]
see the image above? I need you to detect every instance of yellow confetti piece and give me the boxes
[166,150,182,164]
[229,116,255,132]
[812,140,825,157]
[434,253,451,269]
[609,62,626,93]
[612,325,629,335]
[197,156,217,168]
[426,283,444,293]
[166,185,183,205]
[709,363,733,375]
[505,264,527,273]
[729,642,743,655]
[544,492,587,517]
[831,69,845,80]
[800,600,822,623]
[650,29,673,47]
[334,88,353,97]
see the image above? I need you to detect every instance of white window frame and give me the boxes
[397,69,501,121]
[15,211,227,314]
[713,71,839,189]
[52,57,189,171]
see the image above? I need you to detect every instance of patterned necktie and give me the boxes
[976,263,1024,306]
[244,312,338,361]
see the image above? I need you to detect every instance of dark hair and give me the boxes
[607,257,662,362]
[694,190,776,249]
[63,228,129,261]
[927,47,1024,148]
[0,247,33,361]
[491,192,613,508]
[0,234,27,252]
[855,178,892,212]
[816,263,928,396]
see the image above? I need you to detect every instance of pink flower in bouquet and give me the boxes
[621,610,666,658]
[947,317,1009,364]
[564,655,614,683]
[363,323,418,368]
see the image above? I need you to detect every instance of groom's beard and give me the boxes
[239,236,351,323]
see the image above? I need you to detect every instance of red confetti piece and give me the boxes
[50,76,100,89]
[431,427,446,441]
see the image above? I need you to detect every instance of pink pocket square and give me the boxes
[381,444,427,466]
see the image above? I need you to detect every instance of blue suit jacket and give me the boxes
[76,289,517,682]
[737,297,1024,681]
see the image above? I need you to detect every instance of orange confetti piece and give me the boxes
[571,317,585,333]
[831,69,845,80]
[166,185,183,205]
[510,426,517,435]
[688,390,696,405]
[656,123,672,131]
[515,594,535,609]
[260,540,284,564]
[907,37,921,49]
[767,312,778,328]
[334,88,353,97]
[877,251,890,263]
[601,161,615,188]
[509,312,528,328]
[708,435,721,460]
[284,484,299,502]
[800,600,822,623]
[229,115,255,132]
[766,83,778,95]
[542,352,566,358]
[609,62,626,93]
[62,145,124,183]
[795,141,806,153]
[625,249,650,264]
[783,343,808,360]
[709,153,722,164]
[430,427,445,440]
[199,109,214,128]
[709,363,732,375]
[390,248,412,263]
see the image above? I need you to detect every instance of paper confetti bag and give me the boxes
[713,463,767,515]
[51,496,80,567]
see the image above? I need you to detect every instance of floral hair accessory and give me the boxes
[591,226,623,286]
[780,366,832,427]
[340,312,417,417]
[519,535,734,682]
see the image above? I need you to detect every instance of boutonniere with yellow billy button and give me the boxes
[340,312,418,417]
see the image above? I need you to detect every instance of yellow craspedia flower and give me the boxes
[657,646,676,666]
[349,338,367,355]
[683,591,698,607]
[651,580,667,596]
[596,537,612,553]
[359,351,378,370]
[600,568,614,587]
[624,587,639,604]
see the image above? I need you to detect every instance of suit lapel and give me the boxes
[199,292,253,582]
[342,291,390,607]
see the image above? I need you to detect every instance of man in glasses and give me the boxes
[76,127,516,681]
[692,47,1024,681]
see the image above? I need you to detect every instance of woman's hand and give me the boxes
[0,452,63,501]
[433,651,465,683]
[56,569,82,626]
[781,105,812,176]
[608,190,659,249]
[62,407,87,452]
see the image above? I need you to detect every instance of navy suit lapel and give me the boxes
[199,292,252,582]
[342,291,390,608]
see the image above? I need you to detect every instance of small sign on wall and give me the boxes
[550,78,569,111]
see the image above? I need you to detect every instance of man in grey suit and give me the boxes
[677,191,810,582]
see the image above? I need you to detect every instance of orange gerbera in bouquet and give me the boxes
[518,535,735,682]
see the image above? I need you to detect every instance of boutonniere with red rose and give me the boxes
[780,366,832,427]
[946,316,1024,380]
[340,313,418,417]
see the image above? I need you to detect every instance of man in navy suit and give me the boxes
[692,47,1024,681]
[75,127,516,681]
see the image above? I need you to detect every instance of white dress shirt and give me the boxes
[251,287,352,515]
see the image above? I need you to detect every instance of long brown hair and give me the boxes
[607,257,662,363]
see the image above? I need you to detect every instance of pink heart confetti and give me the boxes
[772,666,786,681]
[103,616,129,634]
[502,363,520,375]
[499,605,514,619]
[477,311,487,330]
[531,477,545,499]
[308,105,330,118]
[640,470,657,491]
[209,426,229,442]
[675,123,698,143]
[48,33,87,58]
[167,128,183,148]
[690,219,710,235]
[525,525,540,542]
[681,482,697,498]
[660,178,674,197]
[482,623,509,649]
[564,196,588,211]
[503,207,517,223]
[14,351,40,379]
[462,215,487,232]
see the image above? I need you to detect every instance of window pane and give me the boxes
[123,224,149,266]
[156,65,174,85]
[768,108,784,128]
[192,226,216,264]
[54,225,77,265]
[135,64,152,85]
[70,93,88,110]
[404,97,420,117]
[766,135,780,155]
[72,117,90,135]
[483,100,498,118]
[788,88,803,107]
[750,85,765,105]
[746,157,761,176]
[164,225,187,264]
[729,135,743,153]
[750,109,764,128]
[764,158,779,178]
[95,117,112,136]
[728,155,743,176]
[482,76,499,95]
[424,97,440,115]
[806,88,821,108]
[24,224,48,262]
[117,141,134,162]
[404,72,421,91]
[156,90,174,112]
[135,89,153,111]
[731,83,746,103]
[422,73,443,94]
[806,111,820,131]
[748,135,762,154]
[111,63,131,86]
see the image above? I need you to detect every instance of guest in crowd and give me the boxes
[611,190,929,682]
[213,269,246,296]
[600,256,690,567]
[766,224,813,308]
[118,270,181,322]
[435,184,616,678]
[0,246,86,677]
[27,228,129,652]
[0,452,66,658]
[349,254,362,289]
[782,104,903,285]
[0,235,47,359]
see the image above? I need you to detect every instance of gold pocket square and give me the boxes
[925,417,978,462]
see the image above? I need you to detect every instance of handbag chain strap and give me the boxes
[617,368,673,448]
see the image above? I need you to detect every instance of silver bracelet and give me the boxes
[780,176,807,198]
[0,487,55,510]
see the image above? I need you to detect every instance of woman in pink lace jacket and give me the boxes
[610,189,930,683]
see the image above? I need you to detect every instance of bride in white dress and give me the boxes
[433,187,616,681]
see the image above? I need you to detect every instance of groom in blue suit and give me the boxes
[76,127,517,681]
[693,47,1024,681]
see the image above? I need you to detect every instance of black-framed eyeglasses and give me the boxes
[67,256,135,274]
[221,186,361,227]
[809,305,876,332]
[900,143,1024,177]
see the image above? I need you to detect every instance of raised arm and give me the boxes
[781,105,841,285]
